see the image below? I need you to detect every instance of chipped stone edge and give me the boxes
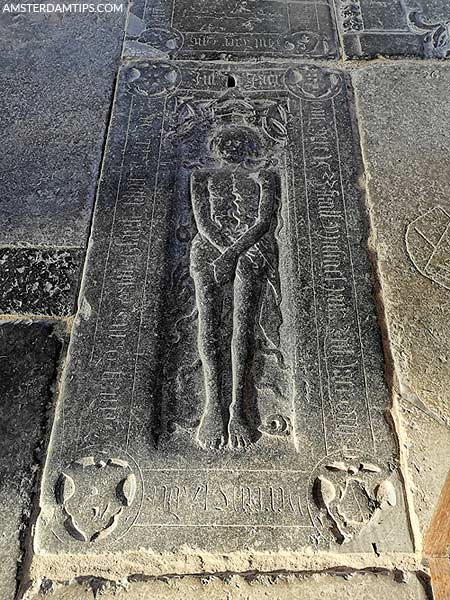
[24,566,434,599]
[28,549,425,583]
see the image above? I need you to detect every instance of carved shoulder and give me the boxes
[191,169,213,187]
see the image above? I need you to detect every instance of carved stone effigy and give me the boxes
[33,62,414,574]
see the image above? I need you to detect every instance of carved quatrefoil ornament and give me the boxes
[55,450,143,543]
[310,453,397,544]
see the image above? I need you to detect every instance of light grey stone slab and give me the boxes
[0,4,127,247]
[351,63,450,539]
[34,61,412,576]
[335,0,450,58]
[28,571,430,600]
[0,321,62,600]
[125,0,339,59]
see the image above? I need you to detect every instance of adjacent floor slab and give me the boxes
[0,321,62,600]
[352,62,450,543]
[27,571,430,600]
[0,4,126,247]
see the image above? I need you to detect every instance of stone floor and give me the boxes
[1,1,449,599]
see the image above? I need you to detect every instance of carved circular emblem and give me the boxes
[125,63,181,98]
[406,206,450,291]
[54,448,143,544]
[259,414,292,437]
[279,31,329,56]
[284,66,342,101]
[137,27,184,54]
[308,451,397,544]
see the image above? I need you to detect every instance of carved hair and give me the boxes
[209,125,263,166]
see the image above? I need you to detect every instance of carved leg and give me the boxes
[192,271,227,450]
[229,260,263,450]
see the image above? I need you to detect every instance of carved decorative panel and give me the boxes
[335,0,450,58]
[125,0,338,59]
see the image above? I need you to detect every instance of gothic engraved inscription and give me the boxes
[126,0,338,59]
[37,63,413,557]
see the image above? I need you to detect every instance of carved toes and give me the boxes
[229,433,252,450]
[196,433,226,451]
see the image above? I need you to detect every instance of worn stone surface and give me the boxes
[0,247,83,317]
[27,572,430,599]
[0,321,62,599]
[125,0,339,59]
[0,5,126,247]
[352,63,450,539]
[33,61,413,578]
[399,399,450,542]
[335,0,450,58]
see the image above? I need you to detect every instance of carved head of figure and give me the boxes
[210,126,263,167]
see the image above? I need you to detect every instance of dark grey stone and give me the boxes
[35,62,412,567]
[125,0,339,60]
[335,0,450,58]
[0,247,83,316]
[0,4,127,247]
[0,321,62,599]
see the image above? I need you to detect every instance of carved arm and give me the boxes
[216,172,278,265]
[190,171,231,252]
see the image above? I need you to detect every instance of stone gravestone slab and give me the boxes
[335,0,450,58]
[0,321,61,599]
[35,62,413,574]
[125,0,338,60]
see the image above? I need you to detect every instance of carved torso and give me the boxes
[207,170,261,242]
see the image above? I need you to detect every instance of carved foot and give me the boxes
[228,414,259,450]
[196,406,226,450]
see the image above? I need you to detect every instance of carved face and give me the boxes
[210,126,262,165]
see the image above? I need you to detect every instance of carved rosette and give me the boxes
[309,453,398,544]
[54,449,143,544]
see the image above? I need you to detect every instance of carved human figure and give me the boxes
[190,125,280,450]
